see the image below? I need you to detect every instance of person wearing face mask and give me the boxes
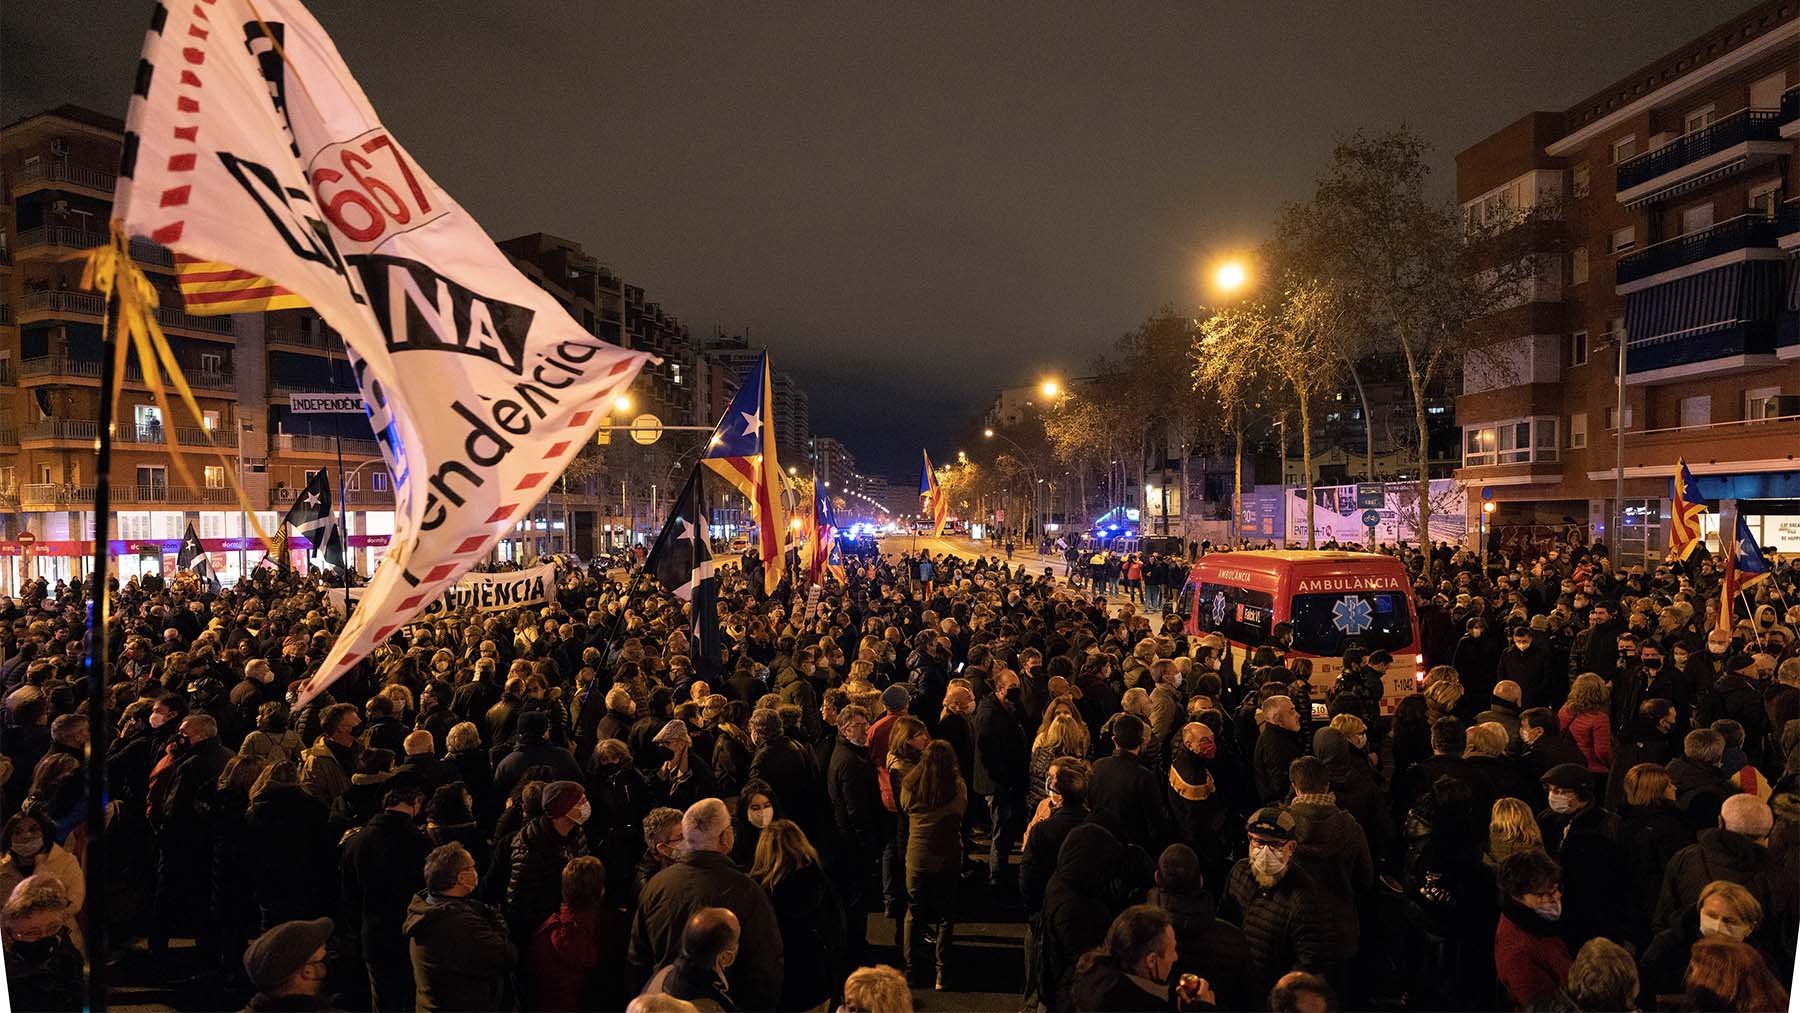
[404,842,516,1012]
[0,813,83,943]
[506,780,591,949]
[2,878,82,1011]
[239,915,341,1012]
[1492,849,1571,1009]
[1640,879,1780,1002]
[730,779,779,868]
[1221,805,1352,1002]
[1612,642,1693,732]
[1696,654,1771,759]
[1535,763,1627,946]
[1497,624,1556,711]
[340,784,431,1011]
[1452,618,1503,706]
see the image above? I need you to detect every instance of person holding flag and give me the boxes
[645,466,723,673]
[175,521,220,592]
[703,351,786,594]
[807,479,838,587]
[1715,512,1773,637]
[920,450,949,539]
[1668,458,1709,563]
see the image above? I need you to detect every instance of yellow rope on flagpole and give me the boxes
[77,222,278,557]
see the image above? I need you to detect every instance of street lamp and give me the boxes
[1039,378,1062,399]
[1481,499,1496,570]
[614,394,633,414]
[1212,259,1249,295]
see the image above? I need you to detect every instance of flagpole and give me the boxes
[334,416,350,582]
[85,288,119,1013]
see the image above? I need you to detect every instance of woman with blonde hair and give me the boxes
[1641,880,1779,1000]
[840,964,913,1013]
[1027,713,1089,813]
[1485,797,1544,867]
[1559,672,1612,775]
[752,819,845,1011]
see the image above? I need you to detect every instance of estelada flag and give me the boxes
[702,351,784,594]
[116,2,653,705]
[920,450,948,538]
[1715,512,1773,635]
[1668,458,1708,562]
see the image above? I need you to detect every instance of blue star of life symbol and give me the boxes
[1332,596,1373,636]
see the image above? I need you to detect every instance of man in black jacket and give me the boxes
[1252,695,1305,804]
[340,784,431,1012]
[1695,653,1769,753]
[826,705,881,958]
[404,842,515,1012]
[748,708,827,845]
[974,669,1030,890]
[1222,806,1352,1001]
[1518,707,1586,781]
[152,712,234,972]
[1498,626,1557,709]
[505,780,589,946]
[1020,759,1091,915]
[1088,714,1169,854]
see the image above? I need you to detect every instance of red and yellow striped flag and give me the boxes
[174,254,308,314]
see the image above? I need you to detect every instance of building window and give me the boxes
[1679,204,1714,235]
[1462,417,1557,467]
[199,352,222,374]
[344,471,360,491]
[136,465,167,494]
[202,410,220,431]
[1751,72,1785,110]
[204,465,225,489]
[1570,246,1589,285]
[1611,135,1637,163]
[0,467,14,492]
[1604,406,1634,431]
[1570,412,1588,449]
[1610,226,1636,254]
[1748,180,1781,218]
[1683,105,1716,134]
[1679,395,1711,429]
[1746,386,1784,420]
[1570,330,1589,367]
[372,471,390,492]
[134,404,163,432]
[1571,163,1590,199]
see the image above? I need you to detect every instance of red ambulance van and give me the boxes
[1182,550,1422,712]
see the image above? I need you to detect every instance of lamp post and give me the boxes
[1481,499,1495,571]
[984,427,1043,544]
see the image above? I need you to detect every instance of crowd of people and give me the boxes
[0,533,1796,1012]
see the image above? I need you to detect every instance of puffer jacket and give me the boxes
[506,816,586,946]
[1223,856,1353,1000]
[1654,828,1779,931]
[1042,823,1134,1011]
[402,890,515,1012]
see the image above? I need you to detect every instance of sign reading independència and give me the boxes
[326,562,555,622]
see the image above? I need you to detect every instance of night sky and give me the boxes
[5,1,1758,478]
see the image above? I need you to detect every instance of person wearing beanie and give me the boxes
[505,780,590,948]
[492,710,583,803]
[654,718,718,811]
[1086,713,1168,853]
[241,916,340,1011]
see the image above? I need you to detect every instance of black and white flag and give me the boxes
[176,521,220,591]
[646,466,716,601]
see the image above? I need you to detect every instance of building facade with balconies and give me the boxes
[1453,2,1798,565]
[0,106,400,589]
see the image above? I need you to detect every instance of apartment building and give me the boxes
[698,332,812,467]
[1454,1,1799,565]
[0,105,398,591]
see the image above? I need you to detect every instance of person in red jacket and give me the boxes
[1493,849,1571,1009]
[1557,673,1612,781]
[527,855,609,1012]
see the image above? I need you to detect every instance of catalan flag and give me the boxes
[1716,512,1772,635]
[703,351,785,594]
[175,254,308,314]
[920,450,949,538]
[1668,458,1708,562]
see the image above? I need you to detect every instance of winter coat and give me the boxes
[1696,673,1769,754]
[1223,857,1354,999]
[299,737,352,803]
[1289,799,1373,917]
[1252,725,1304,802]
[491,737,583,802]
[1603,718,1676,812]
[339,809,432,963]
[1556,706,1611,774]
[1042,824,1134,1012]
[402,891,515,1012]
[901,776,967,879]
[1020,801,1088,915]
[1538,802,1625,945]
[1654,828,1779,932]
[245,784,334,925]
[1087,751,1169,853]
[1666,756,1733,834]
[1069,964,1170,1012]
[3,929,85,1013]
[1616,802,1692,946]
[765,861,848,1011]
[1493,901,1571,1009]
[627,849,784,1012]
[1463,754,1542,814]
[444,747,495,826]
[973,695,1029,798]
[527,904,603,1013]
[1150,886,1254,1012]
[506,816,586,945]
[1496,644,1555,709]
[750,735,826,844]
[826,737,883,859]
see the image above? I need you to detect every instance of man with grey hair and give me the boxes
[1654,793,1781,932]
[1666,726,1733,833]
[628,798,783,1011]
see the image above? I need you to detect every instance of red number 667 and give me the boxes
[311,133,432,244]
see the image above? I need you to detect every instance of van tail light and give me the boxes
[1414,667,1425,684]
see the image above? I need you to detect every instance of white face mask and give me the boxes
[1546,793,1578,815]
[148,711,170,730]
[1249,843,1289,879]
[747,805,773,829]
[1698,913,1746,940]
[1532,900,1562,921]
[571,800,592,825]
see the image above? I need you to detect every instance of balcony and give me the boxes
[1782,85,1800,138]
[1590,413,1800,481]
[20,419,98,445]
[0,360,13,384]
[0,428,17,448]
[19,355,238,394]
[1615,214,1782,293]
[113,424,239,449]
[14,226,107,256]
[1614,109,1786,208]
[15,288,234,336]
[1623,258,1785,384]
[20,483,238,511]
[129,238,175,269]
[1780,199,1800,251]
[264,325,340,353]
[0,303,11,326]
[11,160,116,195]
[272,432,381,456]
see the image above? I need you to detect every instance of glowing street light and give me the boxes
[983,428,995,438]
[1212,259,1248,294]
[1039,379,1062,399]
[614,394,634,413]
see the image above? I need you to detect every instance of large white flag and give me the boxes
[117,1,651,703]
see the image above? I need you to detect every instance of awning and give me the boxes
[1624,260,1784,348]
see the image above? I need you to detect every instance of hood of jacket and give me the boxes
[1312,726,1349,766]
[1049,823,1126,896]
[402,890,473,937]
